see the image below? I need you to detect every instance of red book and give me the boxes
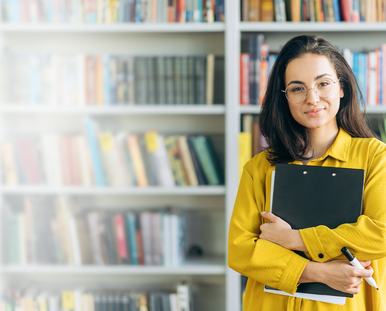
[339,0,351,21]
[240,53,250,105]
[17,139,43,185]
[114,214,128,262]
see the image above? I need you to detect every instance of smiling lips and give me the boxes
[305,108,324,116]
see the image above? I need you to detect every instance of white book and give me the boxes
[87,212,105,265]
[162,213,172,266]
[68,211,82,266]
[146,133,175,187]
[343,48,353,69]
[18,213,27,265]
[41,134,62,186]
[76,135,93,186]
[140,211,153,265]
[48,295,60,311]
[169,293,178,311]
[77,54,86,107]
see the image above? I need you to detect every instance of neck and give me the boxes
[305,126,339,160]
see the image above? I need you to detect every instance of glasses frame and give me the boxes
[282,77,341,104]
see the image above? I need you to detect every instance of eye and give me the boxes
[290,86,304,93]
[318,80,331,88]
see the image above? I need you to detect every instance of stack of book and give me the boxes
[240,33,277,106]
[1,0,225,23]
[240,34,386,107]
[0,282,193,311]
[0,118,224,187]
[241,0,385,22]
[343,46,386,107]
[3,196,190,266]
[5,53,224,106]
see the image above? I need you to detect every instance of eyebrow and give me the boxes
[287,73,333,86]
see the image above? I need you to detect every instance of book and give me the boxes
[264,163,365,304]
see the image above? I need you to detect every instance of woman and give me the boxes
[228,35,386,310]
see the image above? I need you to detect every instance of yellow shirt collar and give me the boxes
[318,128,351,162]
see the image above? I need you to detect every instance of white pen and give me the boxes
[341,247,379,290]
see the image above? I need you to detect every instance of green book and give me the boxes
[192,136,223,185]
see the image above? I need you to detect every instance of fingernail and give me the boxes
[261,211,266,214]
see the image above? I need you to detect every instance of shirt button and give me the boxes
[318,253,324,259]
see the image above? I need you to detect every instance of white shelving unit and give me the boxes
[1,1,386,310]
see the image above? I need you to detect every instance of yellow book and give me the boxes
[239,132,252,180]
[260,0,274,21]
[62,291,75,310]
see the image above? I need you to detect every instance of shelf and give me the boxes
[239,106,386,114]
[0,22,225,33]
[0,186,226,196]
[0,105,226,115]
[240,106,261,114]
[239,22,386,32]
[0,259,226,275]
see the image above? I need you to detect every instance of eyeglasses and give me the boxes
[282,77,340,104]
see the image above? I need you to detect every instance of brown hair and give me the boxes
[259,34,376,164]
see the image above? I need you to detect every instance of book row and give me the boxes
[241,0,386,22]
[4,196,192,266]
[0,118,224,187]
[240,34,277,105]
[240,34,386,106]
[5,53,224,106]
[343,46,386,107]
[1,0,225,24]
[0,282,193,311]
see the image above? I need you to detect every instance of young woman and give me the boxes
[228,35,386,310]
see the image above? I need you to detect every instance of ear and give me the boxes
[339,87,344,98]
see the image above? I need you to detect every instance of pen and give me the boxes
[341,247,379,290]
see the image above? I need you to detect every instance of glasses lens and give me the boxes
[285,78,337,104]
[285,84,306,104]
[315,78,336,98]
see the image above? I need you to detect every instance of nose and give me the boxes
[305,87,320,105]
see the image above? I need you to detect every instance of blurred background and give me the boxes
[0,1,386,311]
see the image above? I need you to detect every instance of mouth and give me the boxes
[305,108,324,113]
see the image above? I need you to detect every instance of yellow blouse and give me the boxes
[228,128,386,311]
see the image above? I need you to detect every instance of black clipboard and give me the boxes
[266,163,365,299]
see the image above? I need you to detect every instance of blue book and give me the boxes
[332,0,340,22]
[83,117,106,186]
[198,0,203,22]
[7,0,20,22]
[352,53,361,106]
[127,212,139,265]
[135,0,142,22]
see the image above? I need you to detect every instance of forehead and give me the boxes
[285,54,336,84]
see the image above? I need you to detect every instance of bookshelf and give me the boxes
[1,1,386,311]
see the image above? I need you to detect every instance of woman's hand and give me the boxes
[300,260,374,295]
[260,212,308,252]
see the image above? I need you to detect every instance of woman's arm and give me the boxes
[299,260,373,295]
[228,159,309,295]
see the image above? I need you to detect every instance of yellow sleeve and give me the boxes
[227,158,309,294]
[300,149,386,263]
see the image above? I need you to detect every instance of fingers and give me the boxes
[359,260,372,268]
[261,211,280,222]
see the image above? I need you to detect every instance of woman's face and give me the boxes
[284,54,344,134]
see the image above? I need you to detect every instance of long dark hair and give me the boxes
[259,34,376,164]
